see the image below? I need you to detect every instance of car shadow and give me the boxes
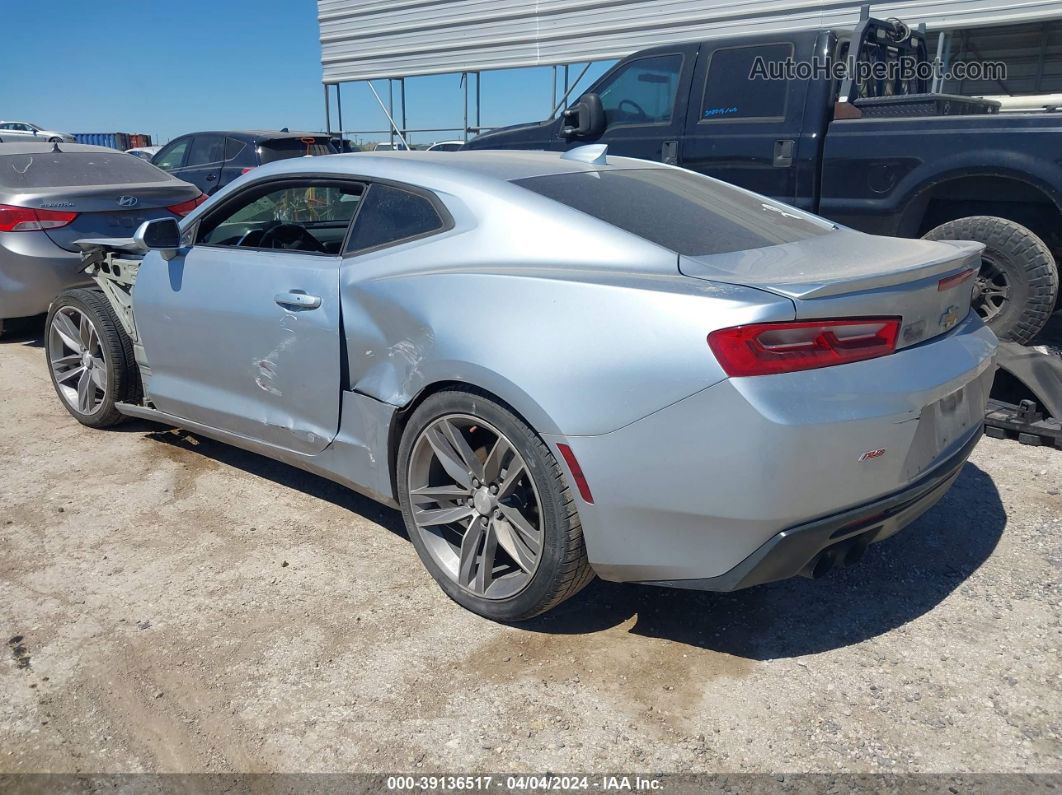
[522,462,1006,659]
[146,428,408,537]
[136,424,1004,657]
[1,315,45,348]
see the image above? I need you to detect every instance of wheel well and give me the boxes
[911,175,1062,253]
[385,380,530,501]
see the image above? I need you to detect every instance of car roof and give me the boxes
[0,142,115,155]
[171,130,331,142]
[255,149,660,185]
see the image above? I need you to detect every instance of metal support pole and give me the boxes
[463,71,469,141]
[549,62,593,117]
[388,79,395,147]
[475,71,481,132]
[336,84,343,137]
[323,83,331,134]
[366,81,410,149]
[551,65,557,113]
[401,77,407,145]
[563,63,569,96]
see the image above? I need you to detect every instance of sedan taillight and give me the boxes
[708,318,901,377]
[167,193,209,217]
[0,204,78,232]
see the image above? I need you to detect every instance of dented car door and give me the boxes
[132,180,362,454]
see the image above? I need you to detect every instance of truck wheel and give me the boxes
[923,217,1058,344]
[397,388,595,621]
[44,289,140,428]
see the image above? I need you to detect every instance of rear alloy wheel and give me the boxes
[923,216,1058,344]
[45,289,139,428]
[398,389,595,621]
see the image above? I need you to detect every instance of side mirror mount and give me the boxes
[562,93,605,138]
[133,218,181,260]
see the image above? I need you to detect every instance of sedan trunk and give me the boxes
[0,147,200,252]
[680,229,982,348]
[37,183,199,251]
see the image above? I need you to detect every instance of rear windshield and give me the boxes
[0,151,171,189]
[259,138,336,164]
[513,168,833,256]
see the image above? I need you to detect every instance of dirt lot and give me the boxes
[1,319,1059,775]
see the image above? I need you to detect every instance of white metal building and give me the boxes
[317,1,1062,138]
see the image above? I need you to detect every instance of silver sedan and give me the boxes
[0,121,75,143]
[43,148,997,621]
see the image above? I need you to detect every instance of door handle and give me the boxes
[773,139,795,168]
[274,291,321,310]
[206,173,217,181]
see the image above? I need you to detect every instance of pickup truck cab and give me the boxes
[465,13,1062,345]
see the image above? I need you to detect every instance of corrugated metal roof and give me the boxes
[318,0,1062,83]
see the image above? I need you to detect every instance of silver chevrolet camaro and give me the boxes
[44,147,997,621]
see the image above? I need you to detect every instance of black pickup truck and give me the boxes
[465,12,1062,347]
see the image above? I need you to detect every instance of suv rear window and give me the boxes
[513,168,832,256]
[0,151,171,188]
[259,138,336,164]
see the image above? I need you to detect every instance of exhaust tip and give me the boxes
[811,552,836,579]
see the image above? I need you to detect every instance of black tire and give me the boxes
[397,388,595,621]
[48,137,63,143]
[923,216,1059,344]
[44,288,140,428]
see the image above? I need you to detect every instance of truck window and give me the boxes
[597,54,683,128]
[701,43,792,122]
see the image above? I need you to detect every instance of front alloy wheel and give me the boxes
[49,306,109,416]
[45,288,139,428]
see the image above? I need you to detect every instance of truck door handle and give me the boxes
[274,291,321,310]
[206,173,217,181]
[773,139,795,168]
[661,140,679,165]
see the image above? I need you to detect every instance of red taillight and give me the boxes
[938,268,975,291]
[0,204,78,232]
[240,167,254,175]
[556,443,594,504]
[708,317,901,377]
[166,193,209,217]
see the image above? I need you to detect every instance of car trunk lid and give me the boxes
[680,228,982,348]
[27,183,200,251]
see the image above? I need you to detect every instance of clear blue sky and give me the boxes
[1,0,612,147]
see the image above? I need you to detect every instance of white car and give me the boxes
[0,121,75,144]
[125,146,161,161]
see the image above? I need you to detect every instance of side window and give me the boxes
[154,139,189,170]
[187,135,225,167]
[701,43,793,122]
[597,54,683,128]
[198,182,363,254]
[224,136,256,169]
[344,184,445,254]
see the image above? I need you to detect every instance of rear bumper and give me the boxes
[0,232,90,319]
[642,427,980,591]
[546,312,996,586]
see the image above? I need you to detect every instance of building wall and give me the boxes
[318,0,1062,83]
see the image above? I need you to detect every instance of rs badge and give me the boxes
[859,448,886,462]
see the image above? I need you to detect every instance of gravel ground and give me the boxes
[1,318,1059,775]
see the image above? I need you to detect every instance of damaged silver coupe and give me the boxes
[45,149,996,621]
